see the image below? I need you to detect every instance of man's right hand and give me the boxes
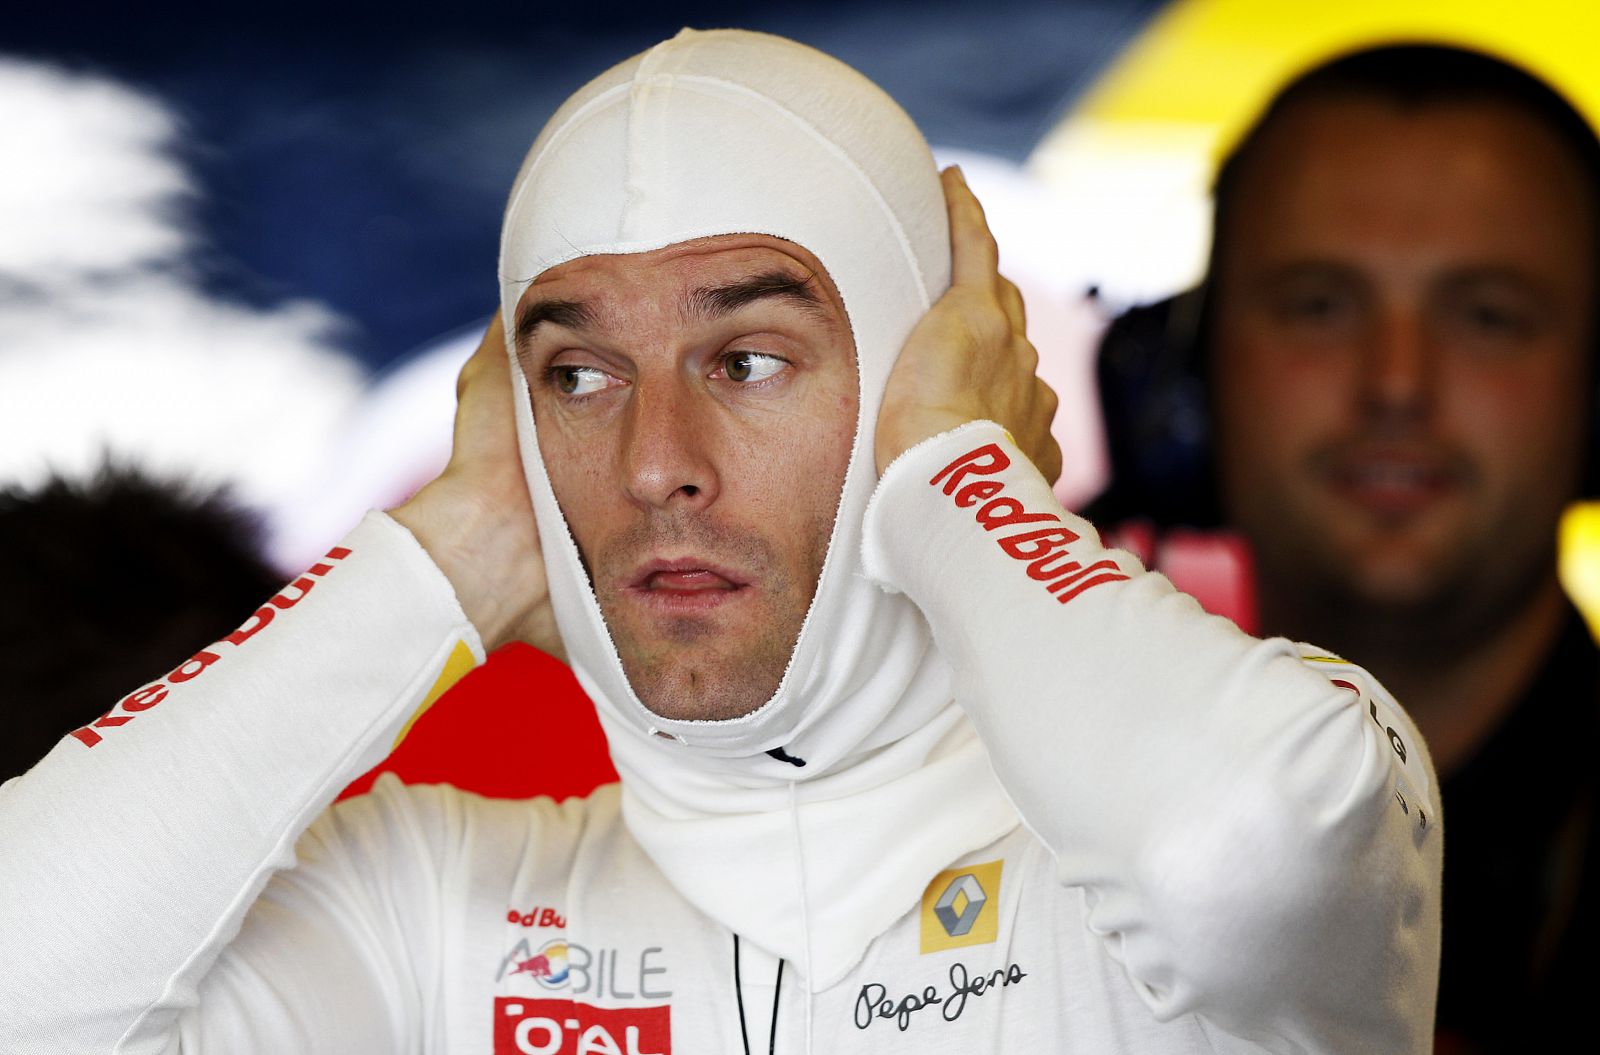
[390,313,562,658]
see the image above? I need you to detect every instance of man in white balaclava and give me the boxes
[0,29,1440,1055]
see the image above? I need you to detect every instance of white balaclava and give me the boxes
[498,28,1017,989]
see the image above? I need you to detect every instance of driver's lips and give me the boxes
[619,556,756,612]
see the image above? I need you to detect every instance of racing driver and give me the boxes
[0,29,1440,1054]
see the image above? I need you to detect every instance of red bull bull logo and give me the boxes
[511,940,571,989]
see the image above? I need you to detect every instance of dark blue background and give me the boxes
[4,1,1162,368]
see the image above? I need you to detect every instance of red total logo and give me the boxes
[495,998,669,1055]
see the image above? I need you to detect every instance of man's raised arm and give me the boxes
[863,169,1442,1052]
[0,320,552,1053]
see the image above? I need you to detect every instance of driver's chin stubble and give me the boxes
[588,514,831,722]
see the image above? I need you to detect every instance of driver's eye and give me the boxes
[551,365,609,395]
[723,352,785,383]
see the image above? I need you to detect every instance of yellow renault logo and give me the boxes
[919,859,1003,953]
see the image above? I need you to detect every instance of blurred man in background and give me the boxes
[1098,43,1596,1052]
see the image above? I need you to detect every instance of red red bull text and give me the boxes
[509,907,568,929]
[930,443,1129,604]
[68,547,354,748]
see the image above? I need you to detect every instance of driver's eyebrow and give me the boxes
[514,299,597,350]
[687,269,832,323]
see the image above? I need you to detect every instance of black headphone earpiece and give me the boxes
[1086,284,1224,529]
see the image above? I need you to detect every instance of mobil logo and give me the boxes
[499,939,672,1002]
[495,997,670,1055]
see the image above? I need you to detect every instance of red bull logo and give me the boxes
[509,906,568,929]
[930,443,1130,605]
[511,940,571,989]
[68,545,354,747]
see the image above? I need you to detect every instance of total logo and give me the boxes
[495,997,670,1055]
[509,940,571,990]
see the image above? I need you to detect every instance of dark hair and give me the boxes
[1091,42,1600,529]
[0,464,283,780]
[1213,43,1600,268]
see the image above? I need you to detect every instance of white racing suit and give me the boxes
[0,423,1441,1054]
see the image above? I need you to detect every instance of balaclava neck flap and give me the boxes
[498,28,1018,990]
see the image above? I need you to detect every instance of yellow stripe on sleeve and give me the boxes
[393,639,478,748]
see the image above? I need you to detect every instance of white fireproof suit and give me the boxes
[0,29,1440,1055]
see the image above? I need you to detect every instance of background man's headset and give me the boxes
[1080,284,1267,629]
[1086,284,1221,531]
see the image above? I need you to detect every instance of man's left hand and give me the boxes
[876,166,1062,482]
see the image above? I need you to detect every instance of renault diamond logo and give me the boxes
[919,858,1003,953]
[933,873,987,937]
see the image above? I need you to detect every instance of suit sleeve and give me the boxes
[861,421,1442,1054]
[0,512,485,1054]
